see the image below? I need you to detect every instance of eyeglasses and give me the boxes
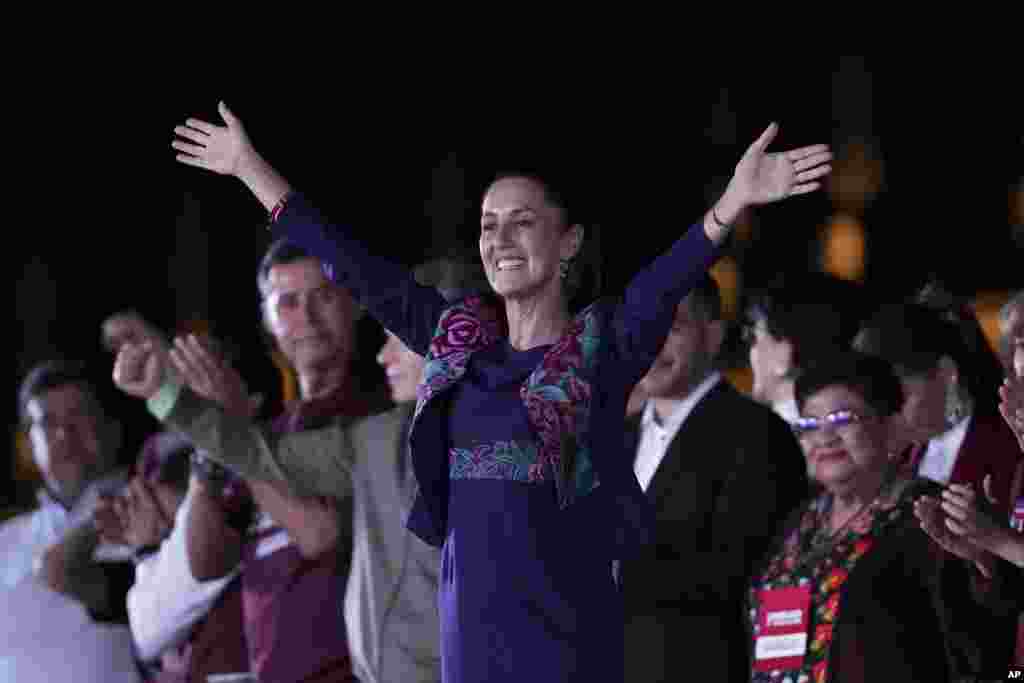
[791,409,867,437]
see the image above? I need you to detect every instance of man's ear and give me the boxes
[562,224,584,261]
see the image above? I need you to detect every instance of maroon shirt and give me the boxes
[240,379,380,682]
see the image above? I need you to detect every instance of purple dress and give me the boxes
[442,340,622,682]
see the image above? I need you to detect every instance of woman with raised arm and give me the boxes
[169,103,832,682]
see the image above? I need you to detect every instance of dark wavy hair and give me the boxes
[795,352,905,418]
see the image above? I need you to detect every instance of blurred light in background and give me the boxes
[725,366,754,395]
[973,290,1013,357]
[272,350,298,405]
[711,256,741,321]
[821,213,866,282]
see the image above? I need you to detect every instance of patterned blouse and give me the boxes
[748,481,916,683]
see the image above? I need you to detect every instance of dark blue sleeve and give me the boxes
[271,192,448,356]
[612,222,720,381]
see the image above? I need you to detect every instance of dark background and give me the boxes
[9,56,1022,504]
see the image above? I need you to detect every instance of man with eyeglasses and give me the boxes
[621,275,808,683]
[1,360,139,681]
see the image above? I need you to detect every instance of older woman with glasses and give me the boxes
[746,352,1014,683]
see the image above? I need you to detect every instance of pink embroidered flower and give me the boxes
[432,310,483,358]
[545,325,584,372]
[527,398,563,458]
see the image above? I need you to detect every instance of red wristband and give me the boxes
[269,192,292,224]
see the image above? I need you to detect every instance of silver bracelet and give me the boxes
[711,206,731,230]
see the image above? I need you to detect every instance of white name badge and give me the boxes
[753,585,812,672]
[755,632,808,661]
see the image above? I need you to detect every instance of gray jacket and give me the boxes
[152,386,441,682]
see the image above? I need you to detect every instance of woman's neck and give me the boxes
[829,465,889,521]
[504,291,570,350]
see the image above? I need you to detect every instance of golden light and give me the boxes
[821,214,866,282]
[271,350,299,404]
[710,256,741,321]
[972,290,1011,358]
[725,366,754,396]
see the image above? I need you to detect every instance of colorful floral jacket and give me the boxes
[414,295,602,507]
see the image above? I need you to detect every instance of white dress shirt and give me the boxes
[634,373,721,492]
[918,413,972,485]
[0,476,139,682]
[127,486,240,662]
[771,396,800,425]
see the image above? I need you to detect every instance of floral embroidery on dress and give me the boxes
[749,487,915,683]
[522,307,603,506]
[413,297,603,507]
[449,441,541,483]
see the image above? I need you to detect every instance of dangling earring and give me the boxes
[559,259,570,280]
[944,381,967,428]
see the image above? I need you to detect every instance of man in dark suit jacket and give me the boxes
[622,275,808,683]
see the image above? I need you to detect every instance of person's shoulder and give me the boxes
[701,381,793,431]
[0,507,36,534]
[967,408,1022,455]
[0,505,45,556]
[348,405,408,440]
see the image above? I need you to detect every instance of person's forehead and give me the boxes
[28,383,90,417]
[805,384,867,411]
[266,258,330,293]
[482,178,549,214]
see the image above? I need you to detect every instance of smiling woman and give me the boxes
[747,352,1017,682]
[479,173,585,349]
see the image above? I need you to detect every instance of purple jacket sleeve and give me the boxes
[612,222,719,380]
[271,192,448,356]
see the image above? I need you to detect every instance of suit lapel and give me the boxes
[644,382,729,506]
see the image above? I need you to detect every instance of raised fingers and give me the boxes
[174,124,209,145]
[786,144,830,163]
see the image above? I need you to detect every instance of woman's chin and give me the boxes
[810,458,854,489]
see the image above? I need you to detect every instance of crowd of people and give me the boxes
[3,102,1022,682]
